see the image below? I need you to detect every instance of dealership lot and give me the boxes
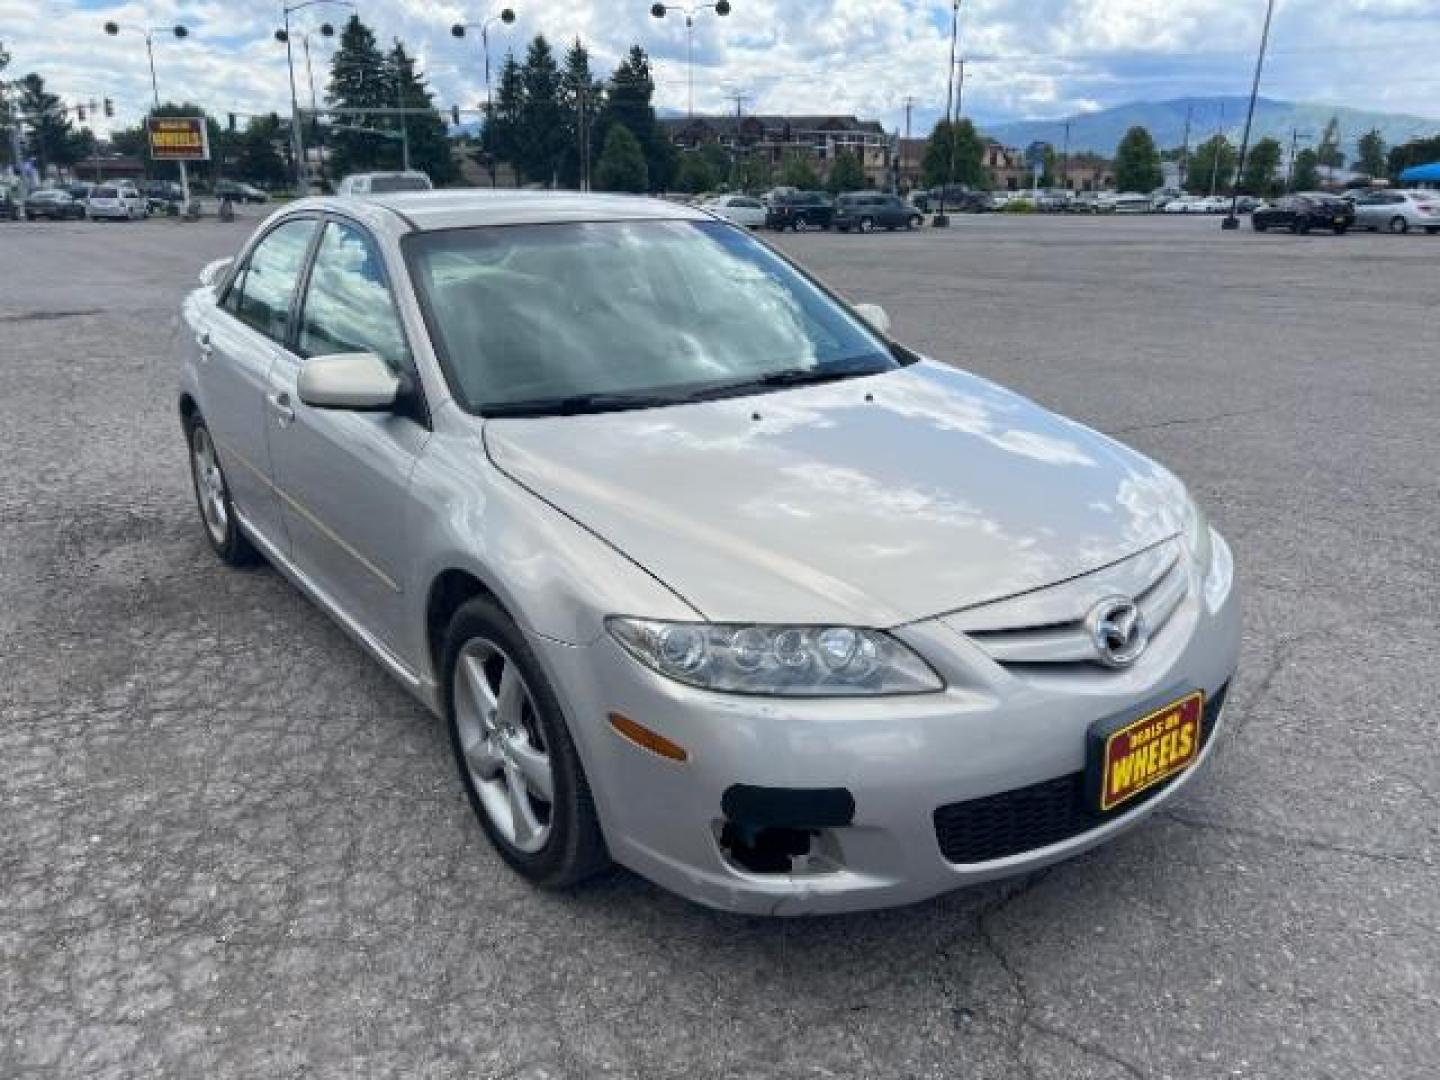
[1,213,1435,1078]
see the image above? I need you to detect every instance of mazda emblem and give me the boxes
[1087,597,1148,668]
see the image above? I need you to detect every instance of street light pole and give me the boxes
[649,2,732,121]
[1223,0,1277,230]
[278,0,354,195]
[102,20,190,207]
[451,9,517,188]
[935,0,960,228]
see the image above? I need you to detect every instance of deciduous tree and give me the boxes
[826,148,865,194]
[1114,126,1163,193]
[1238,136,1282,196]
[1186,134,1236,195]
[595,121,647,192]
[1355,128,1386,179]
[921,118,983,188]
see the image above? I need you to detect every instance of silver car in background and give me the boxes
[1351,189,1440,234]
[178,191,1240,914]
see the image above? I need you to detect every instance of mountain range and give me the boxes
[980,97,1439,158]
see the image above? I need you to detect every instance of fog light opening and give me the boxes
[718,821,815,874]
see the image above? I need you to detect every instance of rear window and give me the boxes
[369,175,431,193]
[93,187,117,198]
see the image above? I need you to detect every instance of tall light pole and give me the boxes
[279,0,354,194]
[276,24,337,116]
[1223,0,1277,230]
[649,1,731,121]
[102,20,190,203]
[450,8,517,188]
[934,0,960,228]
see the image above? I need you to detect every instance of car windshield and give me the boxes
[406,219,897,416]
[93,187,117,198]
[370,175,429,193]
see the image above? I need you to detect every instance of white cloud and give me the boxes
[3,0,1436,142]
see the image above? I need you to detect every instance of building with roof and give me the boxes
[658,114,895,188]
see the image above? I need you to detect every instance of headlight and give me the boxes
[1184,495,1214,574]
[606,618,944,697]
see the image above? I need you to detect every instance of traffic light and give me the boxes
[77,105,86,121]
[104,98,114,118]
[451,105,461,126]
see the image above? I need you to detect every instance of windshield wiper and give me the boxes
[483,391,680,418]
[682,363,886,402]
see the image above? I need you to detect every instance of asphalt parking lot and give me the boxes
[2,210,1436,1079]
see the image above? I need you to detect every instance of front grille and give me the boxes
[933,684,1228,865]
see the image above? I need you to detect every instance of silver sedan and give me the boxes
[179,191,1240,914]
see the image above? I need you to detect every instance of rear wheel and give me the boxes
[1252,220,1267,232]
[1389,216,1409,234]
[444,597,609,888]
[907,215,922,230]
[793,217,809,232]
[1296,220,1311,235]
[858,216,875,233]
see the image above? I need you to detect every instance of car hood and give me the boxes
[484,362,1190,627]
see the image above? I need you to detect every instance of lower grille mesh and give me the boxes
[933,684,1228,865]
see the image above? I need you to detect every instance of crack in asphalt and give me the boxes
[971,869,1153,1080]
[1159,811,1433,867]
[1109,404,1278,435]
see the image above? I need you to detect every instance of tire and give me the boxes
[793,217,809,232]
[1296,220,1310,235]
[185,414,259,567]
[1333,226,1348,235]
[1389,216,1409,234]
[1253,220,1267,232]
[907,215,922,230]
[858,216,875,233]
[443,596,609,888]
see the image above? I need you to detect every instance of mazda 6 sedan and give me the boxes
[179,191,1240,914]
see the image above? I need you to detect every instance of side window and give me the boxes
[225,218,318,342]
[298,220,410,373]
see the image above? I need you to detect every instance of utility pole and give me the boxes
[1208,104,1224,197]
[935,0,960,227]
[1061,120,1071,190]
[1223,0,1277,228]
[1286,127,1299,191]
[1179,105,1192,190]
[955,58,966,122]
[903,95,913,139]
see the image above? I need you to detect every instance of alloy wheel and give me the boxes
[1390,216,1408,234]
[452,637,554,854]
[190,425,229,545]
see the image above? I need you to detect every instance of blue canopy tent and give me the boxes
[1398,161,1440,184]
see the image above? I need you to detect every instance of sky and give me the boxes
[3,0,1438,140]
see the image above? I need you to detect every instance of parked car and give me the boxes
[765,190,833,231]
[24,189,87,220]
[178,191,1239,914]
[1099,192,1152,213]
[1150,187,1184,210]
[142,180,186,212]
[1162,195,1203,214]
[1034,189,1073,212]
[66,182,94,202]
[910,185,989,213]
[214,180,271,204]
[335,171,432,196]
[1351,189,1440,234]
[834,192,923,232]
[701,193,767,229]
[1251,194,1354,234]
[86,184,148,220]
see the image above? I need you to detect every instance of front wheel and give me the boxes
[1389,216,1409,234]
[907,215,922,230]
[1253,220,1267,232]
[858,216,875,233]
[1333,225,1348,235]
[1296,220,1311,235]
[444,597,609,888]
[186,415,259,566]
[793,217,809,232]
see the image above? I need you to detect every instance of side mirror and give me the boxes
[297,352,400,411]
[853,302,891,336]
[198,256,233,288]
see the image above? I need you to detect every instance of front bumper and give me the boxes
[532,534,1241,915]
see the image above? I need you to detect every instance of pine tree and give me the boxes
[1316,116,1345,172]
[600,46,670,191]
[326,16,390,178]
[388,42,456,184]
[17,73,80,171]
[1291,148,1321,191]
[487,52,524,181]
[517,35,565,186]
[1355,129,1386,179]
[595,122,647,193]
[559,38,604,189]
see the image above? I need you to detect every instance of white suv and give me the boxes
[335,171,433,196]
[87,183,148,221]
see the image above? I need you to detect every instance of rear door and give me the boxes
[264,215,431,661]
[200,215,320,549]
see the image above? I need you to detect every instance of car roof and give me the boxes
[295,189,715,231]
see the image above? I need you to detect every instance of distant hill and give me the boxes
[982,97,1439,158]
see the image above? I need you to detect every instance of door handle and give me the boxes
[196,330,212,362]
[267,390,295,427]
